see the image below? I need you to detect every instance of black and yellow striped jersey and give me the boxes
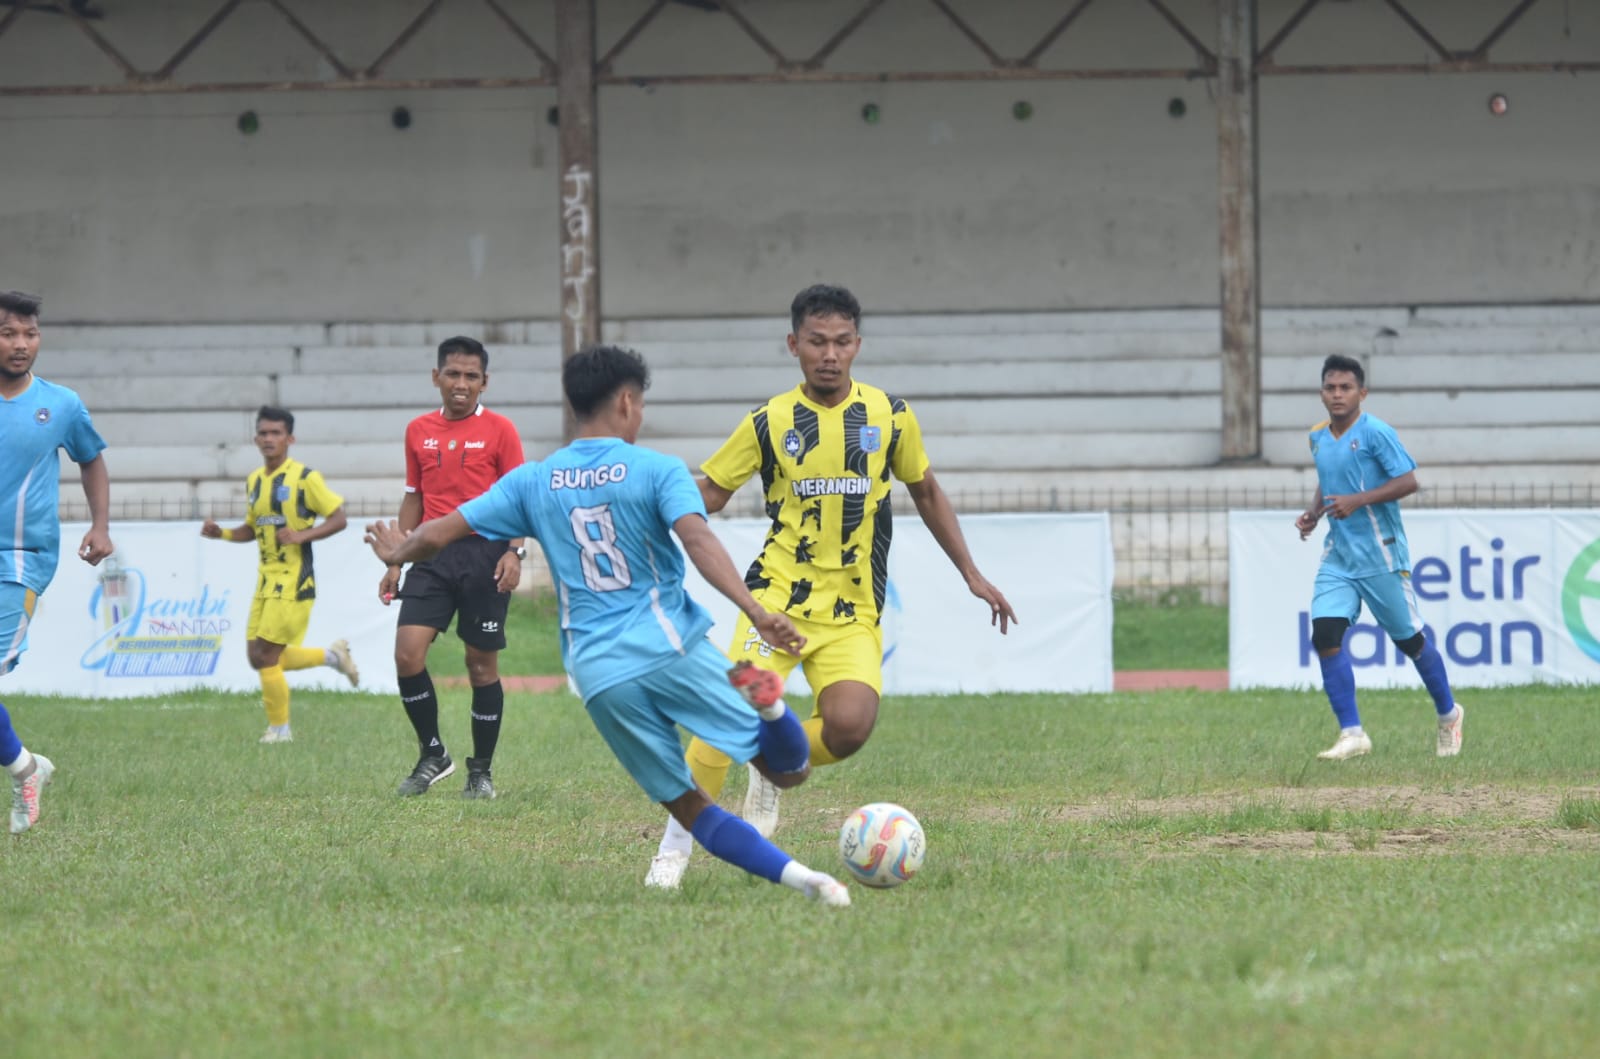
[244,458,344,601]
[703,381,929,626]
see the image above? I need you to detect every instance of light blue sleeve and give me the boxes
[461,463,540,544]
[1371,421,1417,480]
[654,454,707,527]
[62,394,108,465]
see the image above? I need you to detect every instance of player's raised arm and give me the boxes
[366,510,474,568]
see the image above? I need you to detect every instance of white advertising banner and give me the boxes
[10,522,401,698]
[681,513,1113,695]
[13,514,1111,699]
[1229,509,1600,689]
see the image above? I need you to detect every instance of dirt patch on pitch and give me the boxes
[1028,784,1600,857]
[1190,826,1600,857]
[1051,784,1600,824]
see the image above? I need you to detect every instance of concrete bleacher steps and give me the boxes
[45,305,1600,516]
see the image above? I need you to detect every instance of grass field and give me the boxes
[7,670,1600,1057]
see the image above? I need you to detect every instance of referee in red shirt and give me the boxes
[380,337,527,798]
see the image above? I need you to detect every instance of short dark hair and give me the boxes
[437,336,488,371]
[0,290,42,319]
[790,284,861,334]
[256,405,295,434]
[1321,354,1365,388]
[563,344,650,419]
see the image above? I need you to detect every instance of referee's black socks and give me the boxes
[398,670,445,757]
[470,680,505,763]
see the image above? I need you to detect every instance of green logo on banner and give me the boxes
[1562,537,1600,664]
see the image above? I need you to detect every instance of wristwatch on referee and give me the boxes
[510,545,527,560]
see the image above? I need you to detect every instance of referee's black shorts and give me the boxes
[396,535,512,651]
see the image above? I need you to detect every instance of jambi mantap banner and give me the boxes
[681,513,1114,694]
[1229,509,1600,689]
[14,514,1112,698]
[10,522,400,698]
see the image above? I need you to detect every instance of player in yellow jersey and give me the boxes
[646,284,1017,888]
[202,406,360,743]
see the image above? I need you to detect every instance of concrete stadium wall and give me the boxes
[2,0,1598,321]
[44,303,1600,524]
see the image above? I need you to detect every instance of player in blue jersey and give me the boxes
[364,344,852,906]
[0,290,115,833]
[1296,354,1463,760]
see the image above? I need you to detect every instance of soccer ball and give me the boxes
[838,802,926,888]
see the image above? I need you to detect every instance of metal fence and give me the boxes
[66,480,1600,603]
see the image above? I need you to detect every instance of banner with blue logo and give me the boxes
[8,522,400,697]
[680,513,1113,694]
[1229,509,1600,688]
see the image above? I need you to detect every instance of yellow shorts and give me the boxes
[725,615,883,697]
[247,595,314,647]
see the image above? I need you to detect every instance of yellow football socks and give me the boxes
[686,737,733,799]
[259,665,290,726]
[279,646,326,671]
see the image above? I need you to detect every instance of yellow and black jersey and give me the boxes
[704,380,929,626]
[244,458,344,601]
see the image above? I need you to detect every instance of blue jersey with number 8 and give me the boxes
[460,437,714,699]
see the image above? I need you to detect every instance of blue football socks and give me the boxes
[1410,637,1457,717]
[756,707,808,775]
[691,804,790,883]
[1318,650,1361,729]
[0,701,21,768]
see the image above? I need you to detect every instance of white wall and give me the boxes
[1,0,1597,321]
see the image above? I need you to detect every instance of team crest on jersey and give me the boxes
[34,407,50,424]
[783,429,803,457]
[1350,438,1361,451]
[859,425,881,453]
[448,439,458,451]
[273,484,290,502]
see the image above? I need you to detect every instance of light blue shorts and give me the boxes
[583,638,761,804]
[1311,567,1424,641]
[0,582,39,677]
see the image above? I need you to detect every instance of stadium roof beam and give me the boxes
[0,0,1586,93]
[1,0,1594,452]
[1255,0,1600,75]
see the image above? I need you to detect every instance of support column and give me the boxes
[1217,0,1261,462]
[556,0,600,442]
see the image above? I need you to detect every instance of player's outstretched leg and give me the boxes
[690,803,848,908]
[325,639,361,687]
[647,665,810,889]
